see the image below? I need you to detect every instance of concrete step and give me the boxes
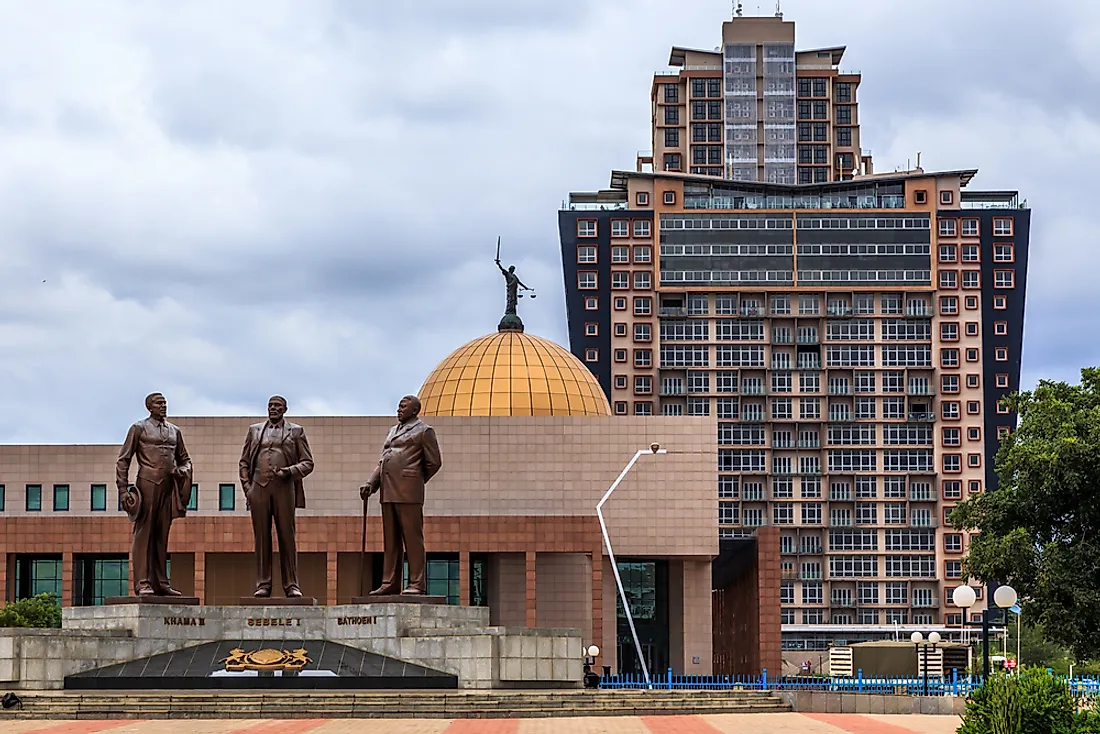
[10,690,791,719]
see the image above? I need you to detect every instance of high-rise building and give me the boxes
[559,11,1030,653]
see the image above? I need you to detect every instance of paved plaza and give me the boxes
[0,713,963,733]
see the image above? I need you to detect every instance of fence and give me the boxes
[602,668,1100,698]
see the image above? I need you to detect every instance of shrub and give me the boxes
[958,667,1078,734]
[0,593,62,628]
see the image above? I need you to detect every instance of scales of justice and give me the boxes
[495,236,536,332]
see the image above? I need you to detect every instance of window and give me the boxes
[633,324,651,342]
[633,272,652,289]
[577,272,597,290]
[943,481,962,500]
[611,272,629,289]
[995,347,1008,361]
[942,427,961,446]
[187,484,198,511]
[968,426,981,441]
[997,400,1010,414]
[941,190,953,205]
[614,323,627,337]
[584,322,598,337]
[968,453,982,468]
[941,374,960,394]
[993,217,1013,236]
[611,220,629,238]
[961,219,979,236]
[966,348,979,362]
[634,349,652,368]
[664,128,679,148]
[633,220,651,238]
[914,190,927,204]
[962,245,979,262]
[634,376,652,395]
[962,270,980,289]
[663,153,681,171]
[965,322,979,336]
[219,483,236,511]
[994,321,1008,336]
[967,401,981,415]
[998,426,1011,439]
[634,297,651,315]
[584,348,599,362]
[943,454,961,473]
[26,484,42,512]
[614,401,627,415]
[994,269,1015,288]
[994,295,1007,310]
[969,480,982,494]
[613,375,627,390]
[90,484,107,512]
[996,373,1009,388]
[967,374,980,388]
[941,349,959,368]
[942,401,960,419]
[53,484,70,512]
[633,245,652,263]
[577,220,596,237]
[945,561,963,580]
[939,219,956,237]
[940,296,958,315]
[610,246,629,263]
[940,322,958,341]
[0,485,4,511]
[994,244,1014,262]
[614,349,627,362]
[662,191,676,206]
[966,296,979,310]
[938,245,957,263]
[577,246,597,264]
[634,402,653,416]
[939,271,957,289]
[585,297,598,310]
[636,192,649,206]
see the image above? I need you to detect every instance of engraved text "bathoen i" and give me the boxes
[337,616,379,625]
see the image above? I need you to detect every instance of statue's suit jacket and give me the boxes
[239,421,314,509]
[368,418,442,504]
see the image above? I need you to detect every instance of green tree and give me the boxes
[951,368,1100,661]
[0,593,62,628]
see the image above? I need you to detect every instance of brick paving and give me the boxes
[0,715,964,734]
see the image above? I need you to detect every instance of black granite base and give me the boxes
[65,640,457,690]
[106,596,201,605]
[350,595,447,605]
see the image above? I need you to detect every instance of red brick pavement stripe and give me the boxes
[15,723,140,734]
[642,715,724,734]
[803,713,924,734]
[445,720,520,734]
[237,720,331,734]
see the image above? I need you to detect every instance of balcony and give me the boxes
[660,387,685,396]
[797,335,820,344]
[798,440,821,449]
[826,306,853,317]
[831,597,856,608]
[906,306,931,317]
[909,412,936,422]
[742,307,765,317]
[827,412,852,422]
[772,335,793,344]
[908,386,935,396]
[797,467,823,476]
[781,569,799,580]
[799,546,823,556]
[828,385,852,396]
[912,598,941,609]
[829,489,852,501]
[741,384,765,395]
[773,440,794,449]
[659,307,688,318]
[800,571,823,581]
[798,359,822,370]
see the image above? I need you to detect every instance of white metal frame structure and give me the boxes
[595,443,667,688]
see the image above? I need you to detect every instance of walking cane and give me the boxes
[359,493,369,598]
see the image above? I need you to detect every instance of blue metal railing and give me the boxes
[601,668,1100,699]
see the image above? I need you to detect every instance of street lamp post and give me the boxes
[911,631,941,696]
[596,442,667,688]
[952,584,1018,680]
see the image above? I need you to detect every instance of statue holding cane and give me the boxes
[359,395,442,597]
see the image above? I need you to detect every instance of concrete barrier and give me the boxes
[776,690,966,716]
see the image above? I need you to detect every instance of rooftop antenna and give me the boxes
[735,1,743,17]
[776,1,783,18]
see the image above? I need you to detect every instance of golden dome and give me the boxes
[419,330,612,417]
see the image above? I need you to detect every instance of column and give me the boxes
[193,551,206,604]
[62,552,74,607]
[591,547,604,670]
[0,554,8,603]
[525,551,537,627]
[458,551,471,607]
[326,551,338,606]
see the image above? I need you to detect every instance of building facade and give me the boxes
[559,12,1030,653]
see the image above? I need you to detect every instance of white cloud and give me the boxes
[0,0,1095,442]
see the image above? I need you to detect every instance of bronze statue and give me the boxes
[239,396,315,598]
[495,237,533,332]
[116,392,193,597]
[360,395,442,596]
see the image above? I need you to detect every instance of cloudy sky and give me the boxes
[0,0,1094,443]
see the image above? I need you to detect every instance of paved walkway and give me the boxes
[0,714,963,733]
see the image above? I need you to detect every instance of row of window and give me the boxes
[938,217,1015,237]
[721,475,983,499]
[720,503,965,529]
[577,271,651,290]
[576,219,654,239]
[614,291,993,316]
[938,269,1016,289]
[576,244,651,264]
[781,581,971,606]
[589,343,1013,369]
[620,370,996,396]
[0,483,240,512]
[938,243,1015,263]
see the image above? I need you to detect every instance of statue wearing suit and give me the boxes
[239,396,315,598]
[116,392,193,597]
[361,395,442,596]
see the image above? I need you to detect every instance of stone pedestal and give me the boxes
[106,596,201,605]
[237,597,318,607]
[46,603,583,690]
[350,595,446,605]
